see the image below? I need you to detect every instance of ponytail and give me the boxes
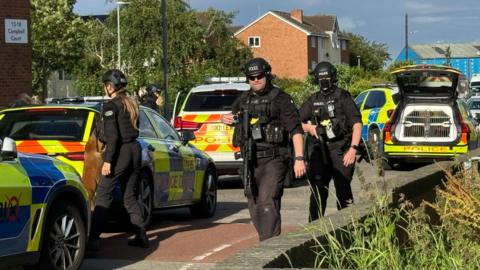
[116,89,139,130]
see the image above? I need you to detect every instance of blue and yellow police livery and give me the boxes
[354,86,399,155]
[0,137,89,270]
[0,103,218,228]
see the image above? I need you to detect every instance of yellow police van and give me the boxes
[173,77,249,175]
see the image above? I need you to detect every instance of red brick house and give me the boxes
[234,9,349,80]
[0,0,32,108]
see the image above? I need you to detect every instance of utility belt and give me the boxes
[234,147,290,160]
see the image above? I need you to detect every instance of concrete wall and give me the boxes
[0,0,32,108]
[215,149,480,269]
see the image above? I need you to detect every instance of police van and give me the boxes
[173,77,249,175]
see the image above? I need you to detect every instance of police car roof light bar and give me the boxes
[204,77,247,84]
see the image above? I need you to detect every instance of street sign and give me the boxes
[5,19,28,44]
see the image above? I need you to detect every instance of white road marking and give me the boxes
[191,234,257,262]
[178,263,194,270]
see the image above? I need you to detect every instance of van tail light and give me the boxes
[64,152,85,161]
[174,117,202,131]
[383,121,392,144]
[458,113,470,145]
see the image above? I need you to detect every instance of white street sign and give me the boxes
[5,19,28,44]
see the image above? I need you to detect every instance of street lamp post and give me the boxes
[116,1,128,69]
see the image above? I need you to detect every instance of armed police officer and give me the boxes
[300,61,362,221]
[221,58,306,241]
[88,69,149,251]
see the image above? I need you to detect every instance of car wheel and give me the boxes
[190,167,217,218]
[36,200,86,270]
[137,171,153,228]
[368,128,380,159]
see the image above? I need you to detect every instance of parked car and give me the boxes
[0,103,218,224]
[0,137,89,270]
[467,96,480,120]
[382,64,478,169]
[173,77,248,176]
[354,86,400,157]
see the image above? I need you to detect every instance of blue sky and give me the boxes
[74,0,480,60]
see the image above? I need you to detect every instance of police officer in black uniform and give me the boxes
[221,58,306,241]
[88,69,149,251]
[140,84,161,112]
[300,61,362,221]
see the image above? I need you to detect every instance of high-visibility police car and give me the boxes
[0,137,89,270]
[382,65,478,168]
[173,77,249,175]
[0,103,218,225]
[354,85,400,156]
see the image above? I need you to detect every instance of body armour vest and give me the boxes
[99,97,139,143]
[232,88,288,149]
[311,87,351,145]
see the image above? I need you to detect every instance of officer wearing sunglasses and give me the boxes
[221,57,306,241]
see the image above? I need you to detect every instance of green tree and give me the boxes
[31,0,86,99]
[74,0,251,111]
[343,32,391,72]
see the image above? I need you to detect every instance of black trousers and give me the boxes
[247,157,287,241]
[90,141,144,240]
[307,144,354,221]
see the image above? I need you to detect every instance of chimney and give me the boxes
[291,9,303,24]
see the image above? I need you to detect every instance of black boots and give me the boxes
[128,228,150,248]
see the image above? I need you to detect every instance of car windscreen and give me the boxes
[468,100,480,110]
[396,71,458,97]
[0,108,89,141]
[183,90,243,112]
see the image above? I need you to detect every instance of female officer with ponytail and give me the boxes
[88,69,149,251]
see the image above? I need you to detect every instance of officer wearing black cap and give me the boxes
[299,61,362,221]
[140,84,162,112]
[221,57,306,241]
[88,69,149,251]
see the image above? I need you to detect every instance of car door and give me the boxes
[148,111,197,201]
[0,157,32,257]
[138,109,174,206]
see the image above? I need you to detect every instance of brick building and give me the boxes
[0,0,32,108]
[234,9,349,80]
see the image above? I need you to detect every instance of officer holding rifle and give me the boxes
[221,58,306,241]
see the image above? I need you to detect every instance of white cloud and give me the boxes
[406,1,434,12]
[338,16,366,31]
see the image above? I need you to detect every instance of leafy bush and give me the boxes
[310,165,480,269]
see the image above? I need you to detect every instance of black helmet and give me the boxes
[312,61,337,81]
[312,62,337,92]
[102,69,127,90]
[146,84,161,94]
[243,57,272,76]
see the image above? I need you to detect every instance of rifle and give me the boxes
[241,103,257,198]
[312,115,330,165]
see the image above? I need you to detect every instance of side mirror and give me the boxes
[180,130,195,145]
[1,137,17,161]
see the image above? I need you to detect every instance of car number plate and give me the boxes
[207,124,232,131]
[403,146,449,152]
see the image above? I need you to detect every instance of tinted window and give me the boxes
[0,108,89,141]
[364,91,386,109]
[150,112,179,141]
[139,111,157,138]
[184,90,243,112]
[354,92,368,108]
[468,100,480,110]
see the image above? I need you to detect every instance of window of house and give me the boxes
[310,36,316,48]
[321,38,325,49]
[341,40,347,50]
[311,61,317,71]
[248,36,260,47]
[58,69,72,81]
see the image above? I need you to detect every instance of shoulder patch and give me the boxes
[104,110,114,117]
